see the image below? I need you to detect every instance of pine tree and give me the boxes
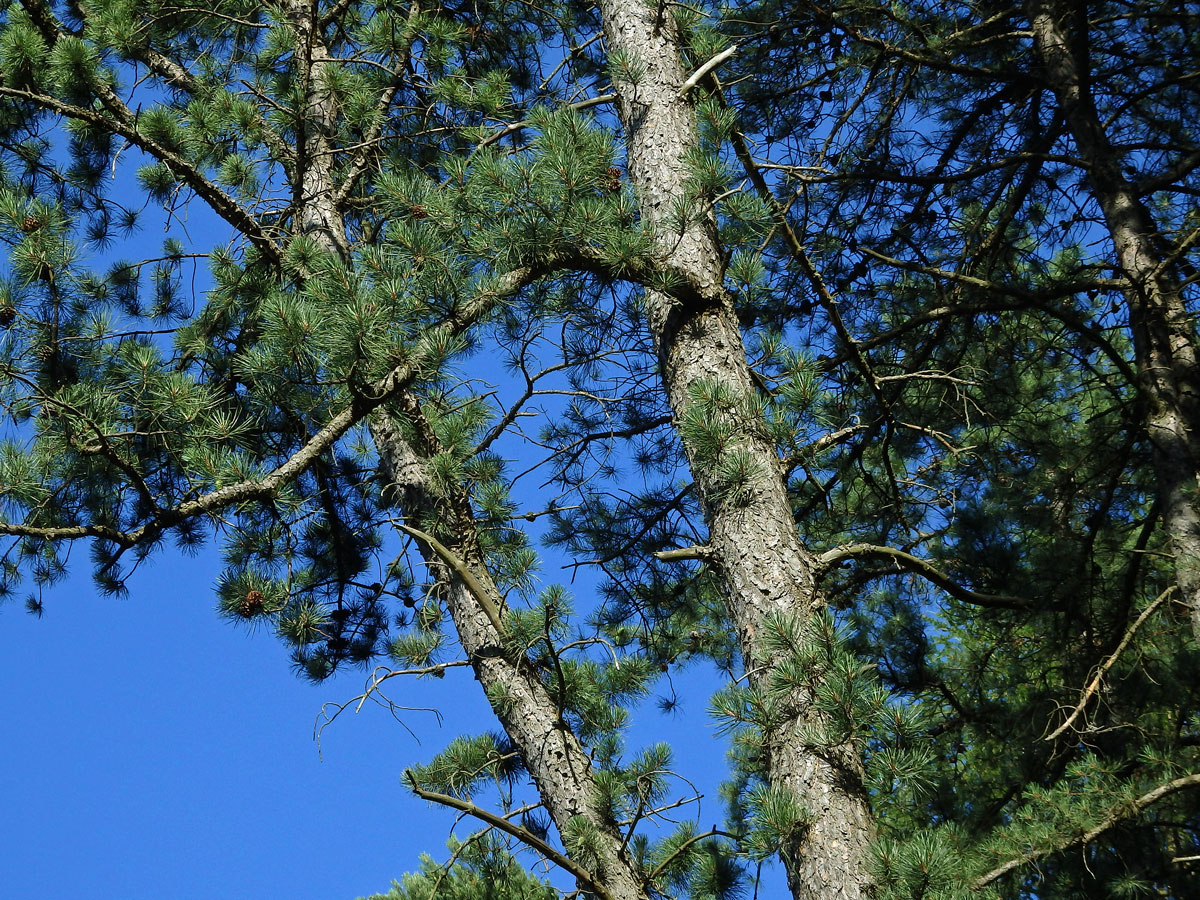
[2,0,1199,898]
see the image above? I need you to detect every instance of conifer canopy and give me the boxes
[2,0,1199,897]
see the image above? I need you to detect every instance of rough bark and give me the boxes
[597,2,877,897]
[1029,0,1200,641]
[371,405,648,900]
[269,21,647,894]
[283,0,352,263]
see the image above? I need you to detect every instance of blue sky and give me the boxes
[2,545,475,900]
[2,540,767,900]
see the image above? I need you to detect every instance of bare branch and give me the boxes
[1044,587,1174,741]
[654,545,713,563]
[817,543,1029,610]
[678,44,739,97]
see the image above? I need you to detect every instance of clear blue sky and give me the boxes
[2,545,483,900]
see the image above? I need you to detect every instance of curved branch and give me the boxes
[405,775,619,900]
[396,522,508,638]
[817,543,1030,610]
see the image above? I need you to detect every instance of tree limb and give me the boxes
[405,774,620,900]
[817,543,1030,610]
[1044,587,1174,741]
[395,523,508,639]
[974,773,1200,888]
[653,545,713,563]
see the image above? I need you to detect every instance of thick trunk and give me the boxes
[371,407,647,900]
[597,2,877,897]
[1030,0,1200,640]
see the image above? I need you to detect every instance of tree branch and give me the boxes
[654,545,713,562]
[974,773,1200,888]
[395,523,508,639]
[0,83,283,264]
[678,44,739,97]
[817,543,1029,610]
[1044,587,1174,741]
[405,774,619,900]
[0,265,541,546]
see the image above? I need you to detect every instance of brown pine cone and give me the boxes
[239,589,266,617]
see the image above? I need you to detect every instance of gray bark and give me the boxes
[371,405,648,900]
[278,19,647,896]
[597,2,877,897]
[1030,0,1200,641]
[284,0,352,263]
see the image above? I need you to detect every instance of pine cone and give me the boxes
[34,343,56,363]
[410,204,428,219]
[21,215,42,233]
[239,589,266,617]
[603,166,622,193]
[0,305,15,327]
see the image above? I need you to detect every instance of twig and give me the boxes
[1044,587,1174,741]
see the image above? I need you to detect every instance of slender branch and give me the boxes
[817,543,1029,610]
[0,83,283,263]
[649,828,728,880]
[974,773,1200,888]
[405,775,619,900]
[678,44,739,97]
[1044,587,1174,741]
[396,523,508,638]
[332,1,422,206]
[781,421,873,475]
[471,94,617,156]
[0,521,135,545]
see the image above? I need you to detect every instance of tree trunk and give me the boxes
[1030,0,1200,640]
[371,407,648,900]
[284,0,352,263]
[597,2,878,897]
[275,16,648,896]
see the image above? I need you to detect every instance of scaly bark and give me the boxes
[597,2,877,897]
[273,18,647,895]
[282,0,352,262]
[371,405,649,900]
[1029,0,1200,641]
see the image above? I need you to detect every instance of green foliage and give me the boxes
[409,733,523,799]
[359,834,557,900]
[3,0,1200,898]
